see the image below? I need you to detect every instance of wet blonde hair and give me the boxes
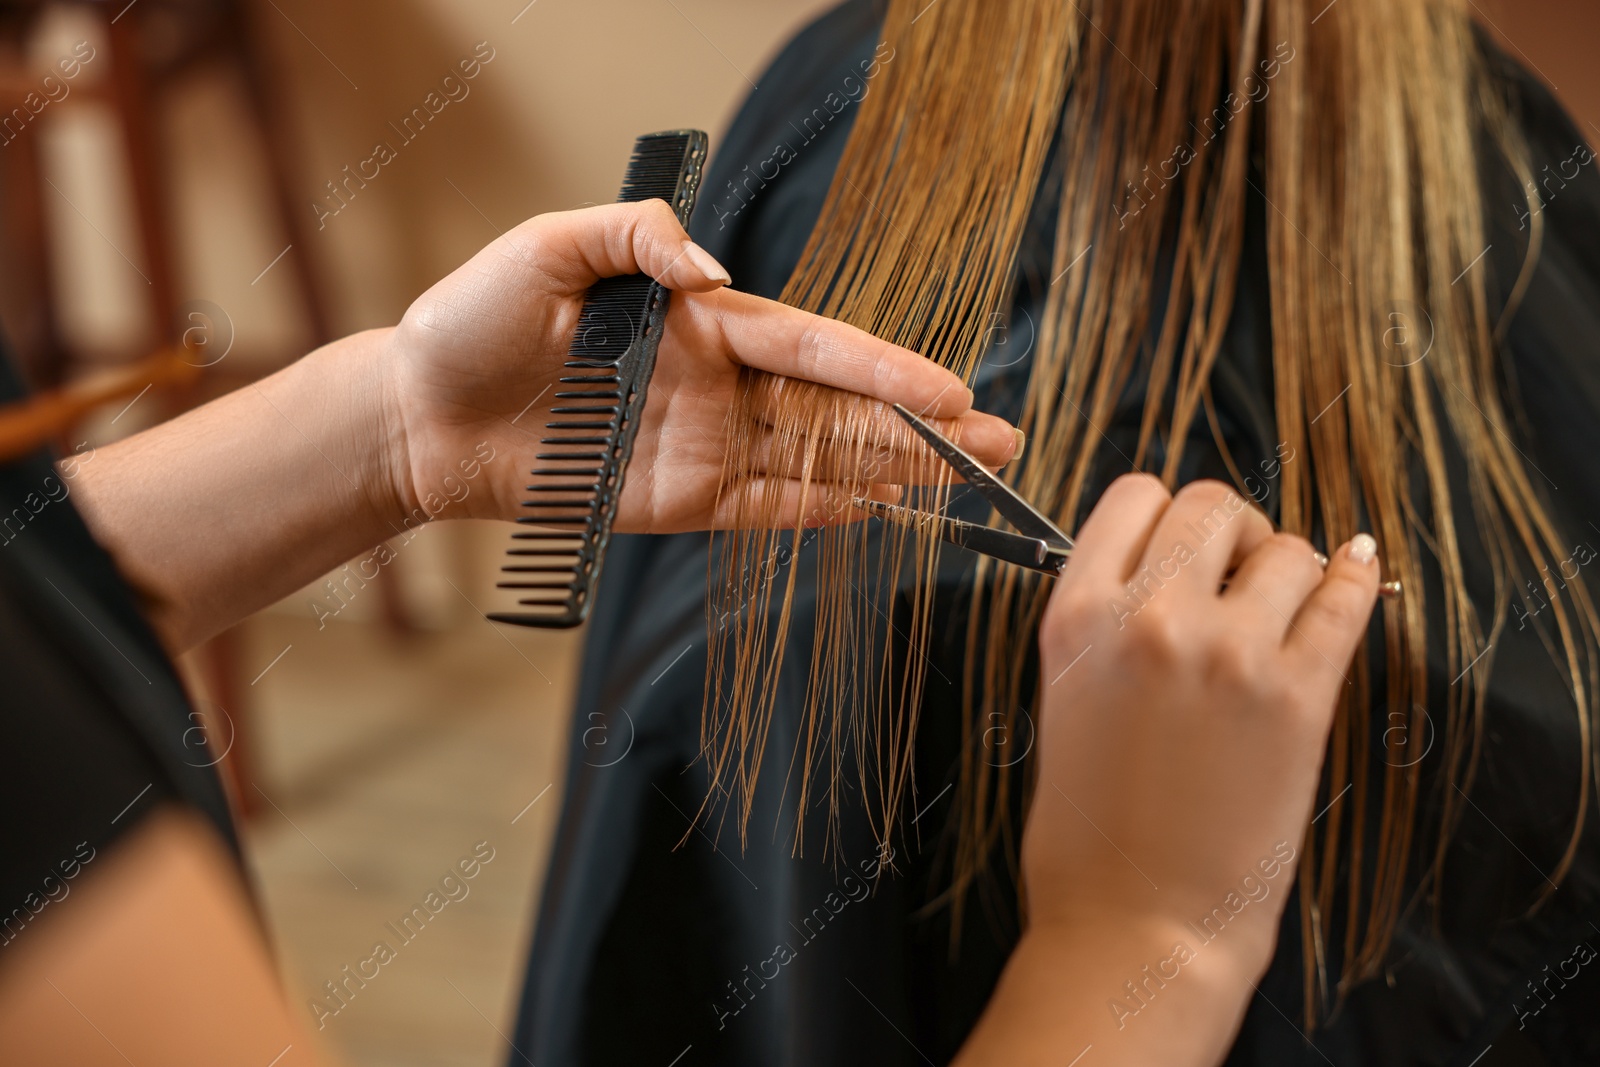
[703,0,1597,1017]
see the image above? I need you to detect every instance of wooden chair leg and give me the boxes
[2,119,70,388]
[226,4,415,636]
[227,1,332,346]
[102,7,176,347]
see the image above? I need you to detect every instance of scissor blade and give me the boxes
[890,404,1072,549]
[853,498,1065,574]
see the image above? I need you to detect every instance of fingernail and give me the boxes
[1313,551,1330,568]
[683,242,731,286]
[1348,533,1378,565]
[1012,428,1027,459]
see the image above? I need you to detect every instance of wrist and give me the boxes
[361,325,419,529]
[957,920,1260,1067]
[283,326,413,542]
[1021,915,1266,1002]
[1029,913,1265,1034]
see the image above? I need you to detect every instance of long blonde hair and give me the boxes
[702,0,1598,1017]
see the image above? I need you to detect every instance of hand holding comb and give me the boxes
[488,130,708,628]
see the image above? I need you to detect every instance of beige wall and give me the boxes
[255,0,839,345]
[24,0,1597,380]
[27,0,835,372]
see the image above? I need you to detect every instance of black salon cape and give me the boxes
[0,350,235,952]
[512,4,1600,1063]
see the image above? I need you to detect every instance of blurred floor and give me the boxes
[236,602,582,1067]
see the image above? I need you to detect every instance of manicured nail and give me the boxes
[683,242,731,286]
[1348,533,1378,564]
[1313,551,1330,568]
[1013,428,1027,459]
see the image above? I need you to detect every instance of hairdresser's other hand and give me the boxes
[1026,476,1378,958]
[957,476,1380,1067]
[383,199,1019,533]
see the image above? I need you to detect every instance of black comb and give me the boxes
[487,129,709,628]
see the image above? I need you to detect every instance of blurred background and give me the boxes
[0,1,1592,1064]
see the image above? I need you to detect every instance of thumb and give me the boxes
[523,199,731,294]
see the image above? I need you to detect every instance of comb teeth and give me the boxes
[618,131,705,205]
[488,129,708,629]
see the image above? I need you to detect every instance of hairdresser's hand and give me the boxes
[957,476,1380,1067]
[1025,475,1379,961]
[383,199,1018,533]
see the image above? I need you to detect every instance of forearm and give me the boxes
[954,921,1259,1067]
[59,199,1018,653]
[67,329,406,652]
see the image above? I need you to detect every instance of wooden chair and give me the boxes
[0,0,343,818]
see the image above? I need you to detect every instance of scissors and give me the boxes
[854,403,1402,598]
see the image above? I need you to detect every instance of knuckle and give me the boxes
[1041,584,1097,645]
[646,199,685,243]
[1267,531,1314,556]
[796,322,830,377]
[1174,477,1235,507]
[502,225,549,275]
[1262,531,1320,570]
[633,197,671,229]
[869,339,897,394]
[1123,603,1184,665]
[1039,610,1071,657]
[1205,635,1259,690]
[1310,571,1373,632]
[1112,472,1170,504]
[706,294,733,345]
